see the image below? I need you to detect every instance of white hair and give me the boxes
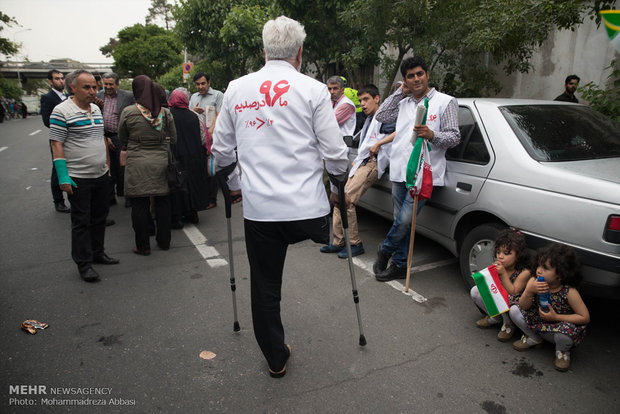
[262,16,306,61]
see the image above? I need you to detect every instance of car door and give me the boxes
[416,103,496,246]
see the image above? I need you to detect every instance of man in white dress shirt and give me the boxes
[212,15,349,378]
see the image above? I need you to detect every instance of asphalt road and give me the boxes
[1,116,619,413]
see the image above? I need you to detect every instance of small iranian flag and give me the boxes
[601,10,620,54]
[471,265,509,317]
[405,98,433,200]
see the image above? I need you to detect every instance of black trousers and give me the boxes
[106,133,124,199]
[67,174,109,271]
[130,196,171,251]
[49,143,64,204]
[206,176,218,205]
[244,216,330,371]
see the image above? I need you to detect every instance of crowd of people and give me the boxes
[39,14,589,378]
[41,68,226,279]
[0,97,28,122]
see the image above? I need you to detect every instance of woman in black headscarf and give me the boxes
[119,75,176,255]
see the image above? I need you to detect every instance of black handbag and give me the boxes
[167,142,186,191]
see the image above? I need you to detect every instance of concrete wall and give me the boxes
[493,16,619,101]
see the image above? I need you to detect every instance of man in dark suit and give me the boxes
[96,72,135,206]
[41,69,70,213]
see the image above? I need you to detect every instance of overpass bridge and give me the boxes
[1,59,114,85]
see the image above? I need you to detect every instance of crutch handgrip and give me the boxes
[216,162,236,219]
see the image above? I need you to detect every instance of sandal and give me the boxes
[269,344,291,378]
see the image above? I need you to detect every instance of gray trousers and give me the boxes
[470,286,514,326]
[509,305,573,352]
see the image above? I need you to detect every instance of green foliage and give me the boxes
[220,5,271,74]
[156,60,227,94]
[340,0,599,98]
[174,0,273,84]
[99,38,118,58]
[108,24,183,79]
[0,11,19,58]
[0,77,23,99]
[172,0,612,99]
[579,60,620,122]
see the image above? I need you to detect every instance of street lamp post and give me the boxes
[13,28,32,89]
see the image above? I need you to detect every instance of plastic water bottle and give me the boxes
[537,276,550,311]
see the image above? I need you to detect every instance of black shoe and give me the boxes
[79,266,100,282]
[105,219,115,226]
[338,243,365,258]
[132,247,151,256]
[55,202,70,213]
[157,243,170,251]
[93,253,119,265]
[171,221,184,229]
[184,211,199,224]
[373,244,391,275]
[375,263,406,282]
[320,244,344,254]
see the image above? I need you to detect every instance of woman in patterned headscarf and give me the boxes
[119,75,177,255]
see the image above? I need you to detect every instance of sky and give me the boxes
[1,0,154,63]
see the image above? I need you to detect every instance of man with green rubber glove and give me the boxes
[49,70,119,282]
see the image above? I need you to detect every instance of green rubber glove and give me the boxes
[53,158,77,187]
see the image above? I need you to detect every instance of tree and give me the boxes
[99,37,119,58]
[102,24,183,79]
[1,12,21,99]
[342,0,618,98]
[0,11,19,58]
[146,0,175,30]
[580,60,620,122]
[174,0,274,85]
[0,77,23,100]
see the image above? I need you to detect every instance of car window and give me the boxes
[500,105,620,161]
[447,107,490,164]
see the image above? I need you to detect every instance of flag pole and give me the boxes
[404,193,419,293]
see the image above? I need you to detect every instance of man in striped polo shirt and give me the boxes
[49,70,119,282]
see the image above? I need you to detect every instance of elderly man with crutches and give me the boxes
[212,16,354,378]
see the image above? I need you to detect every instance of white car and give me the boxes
[352,99,620,297]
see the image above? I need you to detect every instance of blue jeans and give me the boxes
[380,182,427,268]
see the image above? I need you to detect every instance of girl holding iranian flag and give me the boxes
[510,244,590,372]
[471,229,531,342]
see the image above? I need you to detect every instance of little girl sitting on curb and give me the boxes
[471,228,531,341]
[509,243,590,372]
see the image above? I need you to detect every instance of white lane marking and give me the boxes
[29,129,42,136]
[207,258,228,268]
[387,280,428,303]
[26,186,31,190]
[182,223,228,268]
[0,146,7,152]
[352,256,457,303]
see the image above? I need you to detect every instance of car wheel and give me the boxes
[458,223,506,289]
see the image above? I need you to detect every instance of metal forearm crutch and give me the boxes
[331,173,367,346]
[216,162,240,332]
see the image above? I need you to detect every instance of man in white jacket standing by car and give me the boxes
[373,56,460,282]
[212,15,349,379]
